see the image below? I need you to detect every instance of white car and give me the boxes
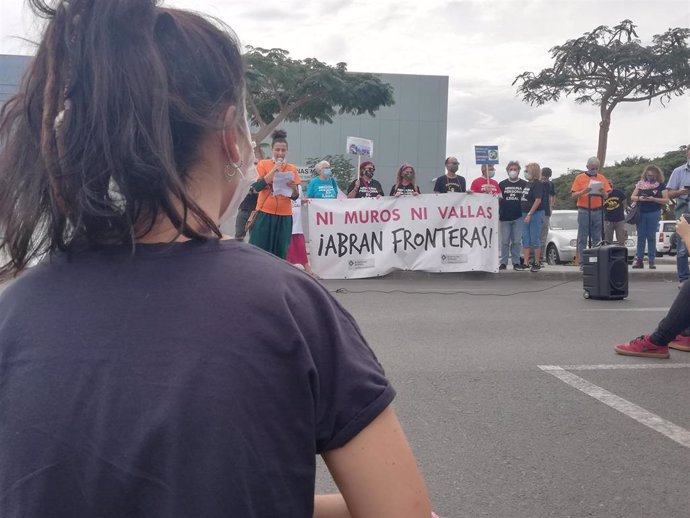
[544,210,635,265]
[656,220,677,256]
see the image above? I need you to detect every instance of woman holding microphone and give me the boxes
[249,129,301,258]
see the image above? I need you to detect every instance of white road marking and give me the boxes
[539,366,690,449]
[540,364,690,371]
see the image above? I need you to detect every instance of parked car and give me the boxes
[544,211,578,265]
[544,210,635,265]
[656,220,677,256]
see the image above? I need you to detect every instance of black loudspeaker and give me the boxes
[582,244,628,300]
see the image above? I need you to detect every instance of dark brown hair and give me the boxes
[271,129,288,149]
[0,0,245,279]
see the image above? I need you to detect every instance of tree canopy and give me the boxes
[244,47,394,149]
[514,20,690,165]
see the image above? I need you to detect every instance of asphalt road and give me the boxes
[316,273,690,518]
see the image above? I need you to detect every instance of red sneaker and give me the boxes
[669,335,690,352]
[615,335,669,359]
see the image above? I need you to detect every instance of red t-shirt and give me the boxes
[470,177,502,196]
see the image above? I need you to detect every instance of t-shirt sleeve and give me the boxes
[460,177,467,192]
[376,182,385,196]
[550,182,556,196]
[603,177,612,192]
[294,285,395,453]
[571,175,584,192]
[433,177,444,193]
[306,180,317,198]
[347,180,356,194]
[390,184,397,196]
[292,168,301,185]
[666,171,681,190]
[416,185,421,194]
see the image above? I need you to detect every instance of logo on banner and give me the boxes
[348,259,375,271]
[441,254,468,264]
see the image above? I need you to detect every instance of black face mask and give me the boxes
[364,171,374,179]
[448,165,459,173]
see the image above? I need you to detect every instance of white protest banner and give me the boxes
[306,193,499,279]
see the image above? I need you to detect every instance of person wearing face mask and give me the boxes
[630,165,668,269]
[306,160,339,200]
[470,164,502,196]
[434,156,467,193]
[391,163,421,196]
[498,161,527,270]
[249,129,301,259]
[0,2,433,517]
[570,156,612,268]
[347,161,384,198]
[665,144,690,287]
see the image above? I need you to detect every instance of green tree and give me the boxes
[514,20,690,165]
[305,154,355,192]
[244,47,394,152]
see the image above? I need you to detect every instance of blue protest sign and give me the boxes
[474,145,499,165]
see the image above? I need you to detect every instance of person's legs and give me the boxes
[635,218,646,261]
[614,220,626,246]
[650,279,690,346]
[530,211,545,270]
[677,237,690,283]
[500,220,511,266]
[539,215,550,260]
[235,209,251,241]
[647,211,660,265]
[511,218,523,265]
[521,213,531,266]
[604,221,614,243]
[591,207,603,247]
[577,208,589,266]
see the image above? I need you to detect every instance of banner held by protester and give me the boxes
[306,193,499,279]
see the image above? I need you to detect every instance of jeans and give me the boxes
[651,277,690,346]
[234,208,252,241]
[522,211,545,249]
[500,217,523,265]
[635,210,660,261]
[540,215,550,257]
[577,208,603,265]
[604,220,626,246]
[677,237,689,283]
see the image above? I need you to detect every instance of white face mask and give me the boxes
[508,170,519,180]
[218,122,258,229]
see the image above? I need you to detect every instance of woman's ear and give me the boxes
[221,106,241,165]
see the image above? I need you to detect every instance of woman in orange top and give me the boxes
[249,129,300,258]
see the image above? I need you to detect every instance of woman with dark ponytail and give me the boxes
[0,2,430,517]
[248,128,301,258]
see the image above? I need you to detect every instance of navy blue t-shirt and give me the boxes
[0,240,394,518]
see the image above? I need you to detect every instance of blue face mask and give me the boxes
[586,169,598,177]
[323,168,333,178]
[645,175,656,182]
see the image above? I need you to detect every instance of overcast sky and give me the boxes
[1,0,689,178]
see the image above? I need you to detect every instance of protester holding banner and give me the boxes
[434,157,467,193]
[470,165,502,196]
[520,163,545,272]
[306,160,339,199]
[390,163,421,196]
[249,129,301,259]
[347,161,385,198]
[498,161,527,271]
